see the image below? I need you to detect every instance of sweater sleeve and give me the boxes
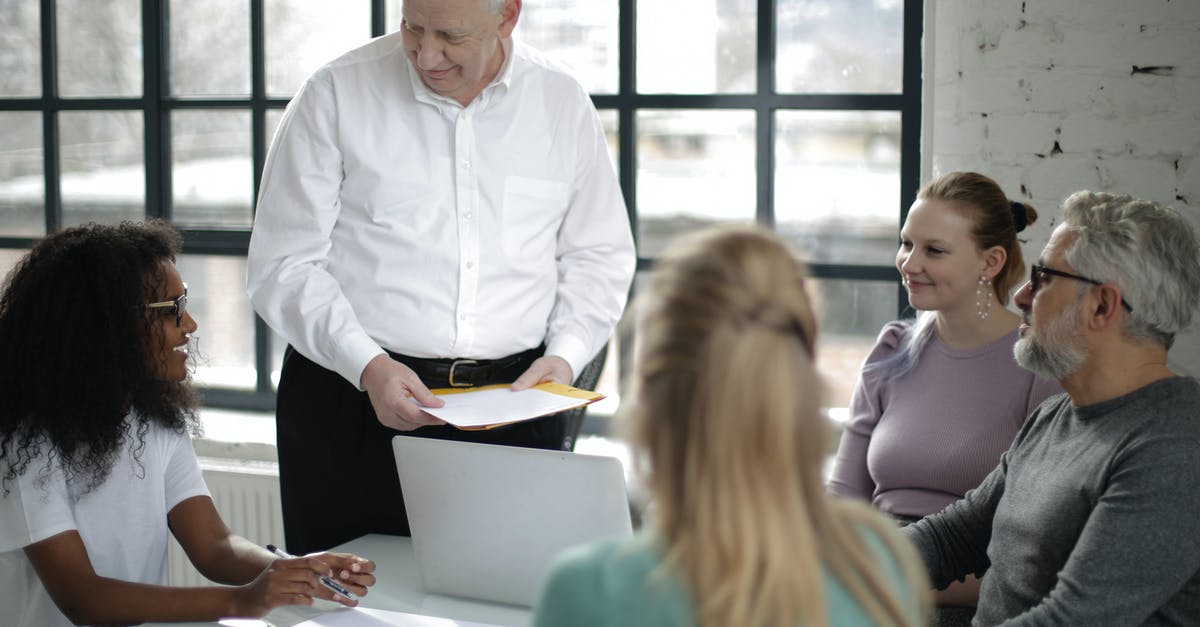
[999,434,1200,625]
[903,447,1008,589]
[827,321,907,500]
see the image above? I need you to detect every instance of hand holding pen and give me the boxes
[265,544,356,601]
[234,544,375,615]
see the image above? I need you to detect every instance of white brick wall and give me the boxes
[926,0,1200,373]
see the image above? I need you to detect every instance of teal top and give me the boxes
[533,529,923,627]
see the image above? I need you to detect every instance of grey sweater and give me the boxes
[904,377,1200,626]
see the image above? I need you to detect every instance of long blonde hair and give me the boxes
[626,226,930,627]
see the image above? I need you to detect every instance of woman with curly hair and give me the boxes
[533,226,929,627]
[0,221,375,626]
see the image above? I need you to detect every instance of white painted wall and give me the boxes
[924,0,1200,373]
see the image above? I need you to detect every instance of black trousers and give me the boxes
[275,345,568,554]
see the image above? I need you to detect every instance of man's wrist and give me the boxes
[359,352,390,390]
[544,336,592,384]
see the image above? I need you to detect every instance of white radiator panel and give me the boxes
[168,459,284,587]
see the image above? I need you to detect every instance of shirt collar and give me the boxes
[407,37,516,112]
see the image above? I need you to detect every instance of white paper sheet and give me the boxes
[423,385,597,428]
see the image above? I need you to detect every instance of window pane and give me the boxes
[0,2,40,96]
[265,108,286,151]
[384,0,400,32]
[60,111,144,227]
[598,109,618,175]
[265,0,370,98]
[171,110,252,227]
[0,112,44,236]
[57,0,142,97]
[776,0,904,94]
[518,1,619,94]
[169,0,251,97]
[638,0,755,94]
[589,338,622,415]
[0,247,29,285]
[637,110,755,257]
[809,278,898,408]
[591,265,637,418]
[179,255,255,391]
[775,110,901,266]
[630,270,894,410]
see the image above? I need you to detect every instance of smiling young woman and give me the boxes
[0,220,375,626]
[827,172,1063,621]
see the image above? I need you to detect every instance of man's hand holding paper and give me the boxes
[360,354,446,431]
[511,355,574,391]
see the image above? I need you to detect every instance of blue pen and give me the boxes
[267,544,358,600]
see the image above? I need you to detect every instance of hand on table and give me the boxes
[235,551,376,616]
[361,354,446,431]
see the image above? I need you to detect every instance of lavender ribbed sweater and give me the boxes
[828,321,1062,518]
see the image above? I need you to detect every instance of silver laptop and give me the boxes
[391,436,634,607]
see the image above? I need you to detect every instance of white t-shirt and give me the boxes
[0,419,209,627]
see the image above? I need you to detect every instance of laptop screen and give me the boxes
[392,436,633,607]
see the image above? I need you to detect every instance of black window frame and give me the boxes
[0,0,921,413]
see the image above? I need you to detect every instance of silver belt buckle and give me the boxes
[448,359,478,387]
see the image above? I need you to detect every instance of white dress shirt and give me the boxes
[247,33,635,388]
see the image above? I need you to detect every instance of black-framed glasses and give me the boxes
[145,284,188,326]
[1029,265,1132,312]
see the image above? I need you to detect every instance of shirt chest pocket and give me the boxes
[501,175,570,261]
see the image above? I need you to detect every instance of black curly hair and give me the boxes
[0,220,200,494]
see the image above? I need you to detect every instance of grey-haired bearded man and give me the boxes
[905,191,1200,625]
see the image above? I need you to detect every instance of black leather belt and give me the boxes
[388,346,544,388]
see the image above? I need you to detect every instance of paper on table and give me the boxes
[424,382,604,429]
[295,606,501,626]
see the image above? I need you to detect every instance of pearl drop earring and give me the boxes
[976,276,993,320]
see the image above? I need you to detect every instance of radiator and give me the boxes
[168,458,285,587]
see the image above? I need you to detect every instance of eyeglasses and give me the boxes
[1029,265,1132,312]
[145,284,188,326]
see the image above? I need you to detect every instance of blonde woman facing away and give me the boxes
[533,226,930,627]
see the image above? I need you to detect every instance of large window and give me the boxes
[0,0,920,416]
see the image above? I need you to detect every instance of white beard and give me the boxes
[1014,298,1088,380]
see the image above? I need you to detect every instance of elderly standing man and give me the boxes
[247,0,635,555]
[903,191,1200,625]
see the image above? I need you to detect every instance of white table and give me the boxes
[154,534,532,626]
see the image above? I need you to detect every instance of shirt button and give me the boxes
[459,313,467,321]
[464,212,472,220]
[466,261,475,269]
[463,160,471,169]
